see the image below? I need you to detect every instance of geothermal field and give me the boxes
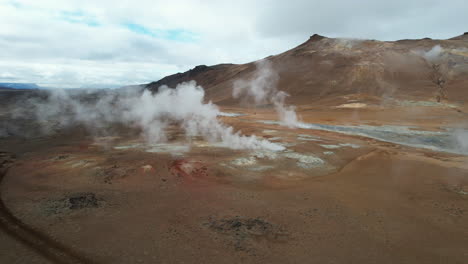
[1,34,468,263]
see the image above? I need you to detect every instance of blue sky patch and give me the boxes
[8,1,22,8]
[59,10,100,27]
[124,22,198,42]
[124,23,156,37]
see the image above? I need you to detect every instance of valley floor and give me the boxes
[1,106,468,264]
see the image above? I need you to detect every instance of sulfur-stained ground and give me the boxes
[1,105,468,264]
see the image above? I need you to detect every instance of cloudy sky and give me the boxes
[0,0,467,88]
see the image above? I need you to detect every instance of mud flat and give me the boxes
[257,120,468,155]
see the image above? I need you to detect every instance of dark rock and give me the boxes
[190,65,209,75]
[146,65,213,91]
[44,192,103,215]
[68,193,99,209]
[309,34,326,42]
[93,166,133,184]
[206,216,288,252]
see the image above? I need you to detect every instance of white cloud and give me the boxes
[0,0,467,87]
[0,60,179,88]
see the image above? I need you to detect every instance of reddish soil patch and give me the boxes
[169,159,208,179]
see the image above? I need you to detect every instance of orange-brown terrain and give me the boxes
[1,34,468,263]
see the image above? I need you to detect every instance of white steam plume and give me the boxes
[453,129,468,154]
[412,45,445,63]
[33,81,283,151]
[423,45,444,62]
[233,60,299,128]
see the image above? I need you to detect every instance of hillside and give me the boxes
[147,33,468,107]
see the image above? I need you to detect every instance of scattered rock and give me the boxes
[206,216,288,252]
[93,165,135,184]
[44,192,103,215]
[68,193,99,209]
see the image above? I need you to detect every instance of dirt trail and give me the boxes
[0,152,95,264]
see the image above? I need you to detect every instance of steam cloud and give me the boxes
[233,60,299,128]
[30,82,284,151]
[453,129,468,154]
[423,45,444,62]
[415,45,468,153]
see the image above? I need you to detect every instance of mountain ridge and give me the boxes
[146,33,468,107]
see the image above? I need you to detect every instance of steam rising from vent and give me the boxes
[233,60,299,128]
[33,81,284,151]
[453,129,468,153]
[423,45,444,62]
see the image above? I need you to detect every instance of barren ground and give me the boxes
[1,102,468,263]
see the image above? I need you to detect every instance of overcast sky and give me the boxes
[0,0,467,88]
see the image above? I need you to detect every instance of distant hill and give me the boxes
[0,83,41,89]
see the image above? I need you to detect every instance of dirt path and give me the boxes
[0,152,95,264]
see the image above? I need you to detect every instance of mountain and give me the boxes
[0,83,41,89]
[146,33,468,107]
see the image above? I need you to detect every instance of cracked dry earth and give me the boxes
[1,108,468,264]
